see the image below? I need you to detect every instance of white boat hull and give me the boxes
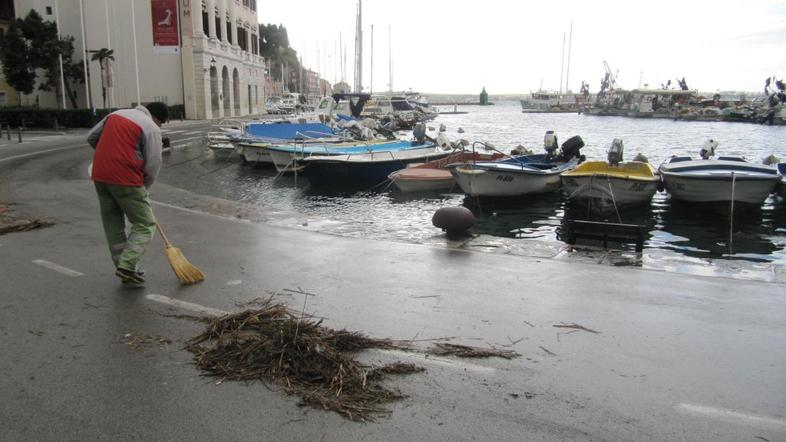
[661,173,776,204]
[268,148,304,172]
[561,175,658,206]
[238,143,273,164]
[659,157,779,204]
[451,166,563,197]
[391,175,455,192]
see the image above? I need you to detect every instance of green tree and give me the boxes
[0,24,37,97]
[0,9,84,108]
[259,22,300,88]
[90,48,114,108]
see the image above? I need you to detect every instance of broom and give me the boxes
[155,221,205,285]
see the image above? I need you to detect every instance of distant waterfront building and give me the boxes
[333,81,351,94]
[3,0,267,119]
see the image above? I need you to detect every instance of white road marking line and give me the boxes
[163,130,187,134]
[146,294,227,317]
[0,144,85,164]
[675,403,786,431]
[182,130,204,136]
[32,259,84,277]
[374,349,497,374]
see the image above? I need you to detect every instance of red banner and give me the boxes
[151,0,179,54]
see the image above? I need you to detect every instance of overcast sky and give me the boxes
[259,0,786,94]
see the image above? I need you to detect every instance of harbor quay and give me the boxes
[0,132,784,441]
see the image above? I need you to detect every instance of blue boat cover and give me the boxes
[245,123,335,140]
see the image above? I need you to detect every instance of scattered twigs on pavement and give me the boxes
[0,219,54,235]
[428,343,521,360]
[553,323,600,334]
[186,299,418,422]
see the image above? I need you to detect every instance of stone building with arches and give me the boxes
[182,0,266,119]
[7,0,266,120]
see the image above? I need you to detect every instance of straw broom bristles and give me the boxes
[156,222,205,285]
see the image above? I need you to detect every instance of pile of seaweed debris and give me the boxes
[0,204,53,235]
[186,300,423,421]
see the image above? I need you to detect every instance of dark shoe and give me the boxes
[116,267,145,284]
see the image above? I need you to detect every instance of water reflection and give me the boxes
[654,198,783,261]
[463,193,564,240]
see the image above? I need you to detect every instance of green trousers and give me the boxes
[94,182,156,272]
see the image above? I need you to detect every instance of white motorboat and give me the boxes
[268,138,416,173]
[659,140,779,204]
[448,133,585,197]
[205,119,243,158]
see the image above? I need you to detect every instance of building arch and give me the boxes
[233,68,241,115]
[210,66,219,116]
[222,66,230,115]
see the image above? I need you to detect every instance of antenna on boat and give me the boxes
[370,24,374,94]
[354,0,363,93]
[565,21,573,93]
[388,26,393,93]
[559,31,566,94]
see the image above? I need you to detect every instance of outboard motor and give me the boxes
[544,131,559,158]
[559,135,585,160]
[413,122,427,145]
[607,138,624,166]
[700,139,718,159]
[436,131,451,149]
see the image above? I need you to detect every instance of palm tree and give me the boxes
[90,48,114,109]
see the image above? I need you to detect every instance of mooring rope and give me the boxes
[729,171,736,255]
[607,176,622,224]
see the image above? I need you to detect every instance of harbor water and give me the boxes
[158,101,786,278]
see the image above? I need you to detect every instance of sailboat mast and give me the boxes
[388,26,392,93]
[339,32,343,82]
[370,25,374,94]
[559,32,566,94]
[565,21,573,93]
[353,0,363,93]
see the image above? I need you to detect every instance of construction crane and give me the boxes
[596,60,619,103]
[602,60,618,90]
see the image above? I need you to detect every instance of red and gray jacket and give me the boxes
[87,105,163,188]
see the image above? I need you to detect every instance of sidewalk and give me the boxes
[1,145,785,441]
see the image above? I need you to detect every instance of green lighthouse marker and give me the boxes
[479,87,489,106]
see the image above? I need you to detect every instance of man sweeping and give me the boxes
[87,102,168,284]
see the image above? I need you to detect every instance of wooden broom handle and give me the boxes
[155,222,172,247]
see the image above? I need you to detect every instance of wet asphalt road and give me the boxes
[0,124,785,441]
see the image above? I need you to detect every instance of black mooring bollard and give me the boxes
[17,127,22,143]
[54,119,59,131]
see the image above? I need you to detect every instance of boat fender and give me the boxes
[432,206,474,238]
[656,176,665,193]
